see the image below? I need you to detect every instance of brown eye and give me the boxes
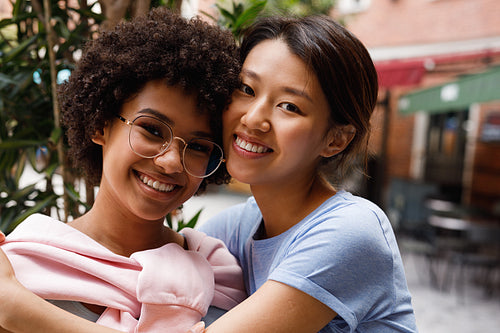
[278,102,301,114]
[240,83,255,96]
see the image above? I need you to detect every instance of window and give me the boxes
[424,110,468,198]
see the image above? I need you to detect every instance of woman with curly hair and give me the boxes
[0,7,246,333]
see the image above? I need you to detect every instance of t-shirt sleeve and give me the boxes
[267,205,397,329]
[197,202,247,258]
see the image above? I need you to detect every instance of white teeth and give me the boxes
[139,174,175,192]
[235,136,270,153]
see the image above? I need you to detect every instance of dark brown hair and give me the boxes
[59,7,240,191]
[240,15,378,178]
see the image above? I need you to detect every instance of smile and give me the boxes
[235,136,272,153]
[139,174,175,192]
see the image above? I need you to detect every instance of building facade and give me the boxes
[333,0,500,217]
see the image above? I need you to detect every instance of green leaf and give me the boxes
[234,1,267,29]
[44,162,59,178]
[184,208,203,229]
[0,140,44,149]
[0,149,18,172]
[49,127,62,145]
[0,12,37,29]
[217,5,236,23]
[13,154,26,183]
[0,209,17,232]
[10,183,38,202]
[70,7,106,22]
[6,194,57,233]
[12,0,23,17]
[1,35,39,64]
[165,213,173,229]
[0,73,20,86]
[64,182,91,211]
[200,10,218,23]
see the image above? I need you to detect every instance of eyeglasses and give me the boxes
[116,115,224,178]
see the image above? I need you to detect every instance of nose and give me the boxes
[153,139,184,174]
[240,100,271,132]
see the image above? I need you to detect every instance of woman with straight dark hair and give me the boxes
[199,15,417,332]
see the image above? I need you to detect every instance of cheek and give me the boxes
[184,177,204,197]
[281,125,321,156]
[222,107,240,141]
[223,95,248,125]
[223,104,238,126]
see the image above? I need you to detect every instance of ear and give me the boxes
[320,124,356,158]
[91,128,106,146]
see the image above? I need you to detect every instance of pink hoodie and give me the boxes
[2,214,246,333]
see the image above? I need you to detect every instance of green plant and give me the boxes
[0,0,103,234]
[202,0,267,42]
[268,0,335,16]
[1,0,272,234]
[166,207,204,231]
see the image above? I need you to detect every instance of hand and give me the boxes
[0,234,14,281]
[188,321,205,333]
[0,234,21,330]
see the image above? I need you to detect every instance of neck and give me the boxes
[69,198,182,257]
[250,174,336,238]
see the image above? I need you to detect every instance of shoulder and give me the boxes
[6,214,70,241]
[198,196,260,237]
[299,191,388,238]
[321,191,386,220]
[285,192,395,262]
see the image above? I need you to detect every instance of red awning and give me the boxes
[375,60,426,88]
[374,49,500,88]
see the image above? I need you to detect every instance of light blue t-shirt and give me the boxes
[199,191,417,332]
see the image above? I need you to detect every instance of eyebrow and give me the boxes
[137,108,213,139]
[283,87,313,102]
[241,68,313,102]
[138,108,174,125]
[241,68,259,81]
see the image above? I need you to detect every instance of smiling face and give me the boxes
[224,39,340,187]
[93,80,211,222]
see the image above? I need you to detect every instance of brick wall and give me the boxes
[337,0,500,47]
[335,0,500,212]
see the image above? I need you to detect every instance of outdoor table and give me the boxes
[427,212,500,295]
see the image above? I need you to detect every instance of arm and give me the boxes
[0,232,210,333]
[0,233,123,333]
[207,280,336,333]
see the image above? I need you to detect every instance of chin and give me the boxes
[226,170,254,186]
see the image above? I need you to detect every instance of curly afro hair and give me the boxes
[59,7,240,192]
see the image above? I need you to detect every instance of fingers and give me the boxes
[0,246,15,279]
[188,321,205,333]
[0,231,5,243]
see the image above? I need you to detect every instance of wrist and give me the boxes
[0,278,27,329]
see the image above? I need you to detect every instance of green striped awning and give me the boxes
[399,66,500,114]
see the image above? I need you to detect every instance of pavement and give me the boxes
[183,186,500,333]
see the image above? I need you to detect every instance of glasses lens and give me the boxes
[129,116,173,158]
[184,138,223,178]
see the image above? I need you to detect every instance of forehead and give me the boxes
[247,39,307,69]
[122,80,212,135]
[243,39,327,107]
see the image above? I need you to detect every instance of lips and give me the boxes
[234,135,272,153]
[138,173,175,192]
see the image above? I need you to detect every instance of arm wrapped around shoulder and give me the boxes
[182,228,247,310]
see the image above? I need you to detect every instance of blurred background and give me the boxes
[1,0,499,331]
